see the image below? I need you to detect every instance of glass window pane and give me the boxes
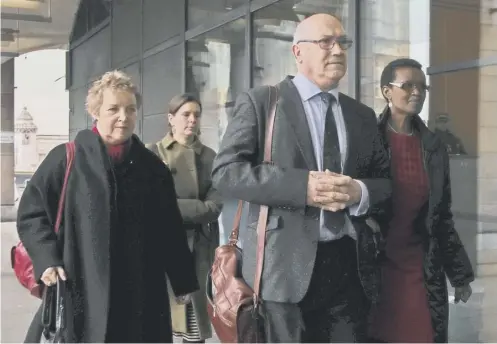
[186,18,247,152]
[429,64,497,342]
[359,0,497,115]
[187,0,247,29]
[431,0,484,66]
[359,0,413,114]
[252,0,351,95]
[143,0,184,51]
[111,0,141,66]
[142,44,183,118]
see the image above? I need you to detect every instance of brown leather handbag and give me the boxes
[206,86,278,343]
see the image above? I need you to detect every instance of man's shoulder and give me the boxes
[339,93,377,122]
[244,84,273,101]
[339,93,374,113]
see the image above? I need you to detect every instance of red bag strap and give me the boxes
[253,86,278,299]
[229,86,279,244]
[54,142,76,233]
[227,86,278,300]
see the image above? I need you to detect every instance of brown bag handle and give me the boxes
[228,86,278,300]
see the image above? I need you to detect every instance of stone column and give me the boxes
[1,58,16,221]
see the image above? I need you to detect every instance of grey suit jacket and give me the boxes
[211,76,392,303]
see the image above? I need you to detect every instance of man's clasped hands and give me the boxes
[307,169,363,211]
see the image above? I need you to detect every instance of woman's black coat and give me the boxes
[17,129,199,343]
[377,108,474,343]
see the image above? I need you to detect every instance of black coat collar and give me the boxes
[378,106,441,152]
[74,130,146,158]
[73,129,150,174]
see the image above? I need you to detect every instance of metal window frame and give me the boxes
[427,56,497,75]
[185,5,248,40]
[69,18,110,50]
[67,0,497,143]
[348,0,359,99]
[181,0,188,93]
[68,0,363,134]
[138,0,144,137]
[246,6,253,89]
[69,0,361,94]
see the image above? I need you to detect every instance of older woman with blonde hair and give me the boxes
[18,70,199,343]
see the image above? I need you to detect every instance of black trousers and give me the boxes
[261,237,370,343]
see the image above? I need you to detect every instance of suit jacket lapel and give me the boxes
[278,77,318,170]
[339,94,363,176]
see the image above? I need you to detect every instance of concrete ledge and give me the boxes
[479,249,497,264]
[1,205,17,222]
[478,263,497,277]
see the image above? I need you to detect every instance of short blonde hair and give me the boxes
[86,70,142,116]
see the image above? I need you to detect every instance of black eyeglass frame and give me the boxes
[295,35,353,51]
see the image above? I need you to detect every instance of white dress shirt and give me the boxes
[292,74,370,241]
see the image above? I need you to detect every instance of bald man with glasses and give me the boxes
[212,13,392,342]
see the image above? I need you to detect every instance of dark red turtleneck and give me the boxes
[92,126,129,162]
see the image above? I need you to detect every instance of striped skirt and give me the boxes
[172,303,201,341]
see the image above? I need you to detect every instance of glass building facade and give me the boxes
[67,0,497,341]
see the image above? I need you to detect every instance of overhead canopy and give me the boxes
[1,0,79,63]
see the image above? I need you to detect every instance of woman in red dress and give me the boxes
[368,58,474,343]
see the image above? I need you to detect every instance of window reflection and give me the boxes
[252,0,350,94]
[360,0,413,115]
[360,0,497,119]
[429,65,497,343]
[187,0,247,29]
[431,0,483,66]
[186,18,246,151]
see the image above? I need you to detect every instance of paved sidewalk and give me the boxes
[0,222,219,343]
[1,222,40,343]
[2,221,497,342]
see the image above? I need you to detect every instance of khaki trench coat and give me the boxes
[147,133,222,340]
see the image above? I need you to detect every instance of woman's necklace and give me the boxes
[387,121,414,136]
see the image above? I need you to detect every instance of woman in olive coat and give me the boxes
[147,93,222,343]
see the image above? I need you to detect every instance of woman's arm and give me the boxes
[436,150,474,287]
[159,165,199,296]
[17,144,67,281]
[177,184,223,224]
[147,141,223,224]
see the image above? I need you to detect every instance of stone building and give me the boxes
[14,107,39,173]
[13,107,68,176]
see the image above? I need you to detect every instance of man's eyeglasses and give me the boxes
[389,82,430,93]
[296,36,353,51]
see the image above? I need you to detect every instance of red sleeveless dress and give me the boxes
[369,130,434,343]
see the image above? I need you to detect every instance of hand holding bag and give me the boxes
[40,276,66,343]
[11,142,75,298]
[206,86,278,343]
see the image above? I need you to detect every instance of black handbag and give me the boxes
[40,277,66,343]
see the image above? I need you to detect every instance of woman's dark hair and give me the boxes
[168,93,202,115]
[379,58,423,96]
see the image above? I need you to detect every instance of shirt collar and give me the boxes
[292,73,340,102]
